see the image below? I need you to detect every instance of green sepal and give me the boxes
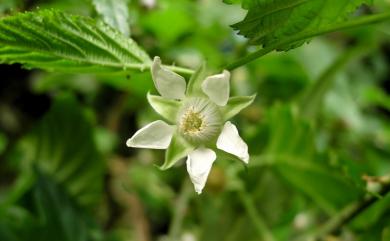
[147,92,181,123]
[186,62,208,97]
[159,134,194,170]
[214,148,246,164]
[220,94,256,120]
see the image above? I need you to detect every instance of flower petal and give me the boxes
[186,148,216,194]
[216,122,249,163]
[126,120,175,149]
[201,70,230,106]
[151,56,186,99]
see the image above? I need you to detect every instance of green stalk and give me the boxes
[165,65,195,75]
[306,183,390,240]
[168,179,194,240]
[225,12,390,70]
[238,190,275,241]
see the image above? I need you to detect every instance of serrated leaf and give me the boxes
[233,0,372,49]
[92,0,130,36]
[147,92,181,123]
[0,10,151,73]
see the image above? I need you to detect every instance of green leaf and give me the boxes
[233,0,372,49]
[0,10,151,73]
[92,0,130,36]
[147,92,181,123]
[0,172,109,241]
[220,95,256,120]
[160,134,193,170]
[186,62,207,97]
[260,105,362,214]
[17,95,104,207]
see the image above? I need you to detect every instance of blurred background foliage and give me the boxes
[0,0,390,241]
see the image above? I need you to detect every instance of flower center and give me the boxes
[181,110,204,134]
[178,98,222,144]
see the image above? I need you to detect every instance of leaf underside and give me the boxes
[233,0,372,50]
[92,0,130,36]
[0,10,151,73]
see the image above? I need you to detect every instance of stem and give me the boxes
[238,190,275,241]
[225,12,390,70]
[168,179,193,240]
[304,183,390,240]
[164,65,195,75]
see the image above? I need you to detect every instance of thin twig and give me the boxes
[167,179,194,240]
[238,190,275,241]
[300,183,390,241]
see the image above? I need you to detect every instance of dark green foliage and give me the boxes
[233,0,372,49]
[0,10,150,72]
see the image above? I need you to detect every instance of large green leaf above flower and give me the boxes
[232,0,373,49]
[126,57,255,194]
[0,10,151,73]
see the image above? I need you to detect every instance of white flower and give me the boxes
[126,57,255,194]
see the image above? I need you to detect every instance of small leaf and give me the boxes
[92,0,130,36]
[160,134,194,170]
[0,10,151,73]
[147,92,181,123]
[220,94,256,120]
[186,62,207,97]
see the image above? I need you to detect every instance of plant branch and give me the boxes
[303,183,390,240]
[238,190,275,241]
[168,179,194,240]
[225,11,390,70]
[165,65,195,75]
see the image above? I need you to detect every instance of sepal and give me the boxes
[147,92,181,123]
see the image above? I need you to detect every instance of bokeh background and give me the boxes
[1,0,390,240]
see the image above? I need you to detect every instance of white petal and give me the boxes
[186,148,216,194]
[201,70,230,106]
[216,122,249,163]
[126,120,175,149]
[151,56,186,99]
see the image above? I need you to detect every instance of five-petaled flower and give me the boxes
[126,57,255,194]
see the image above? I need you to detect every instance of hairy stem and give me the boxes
[238,190,275,241]
[225,12,390,70]
[165,65,195,75]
